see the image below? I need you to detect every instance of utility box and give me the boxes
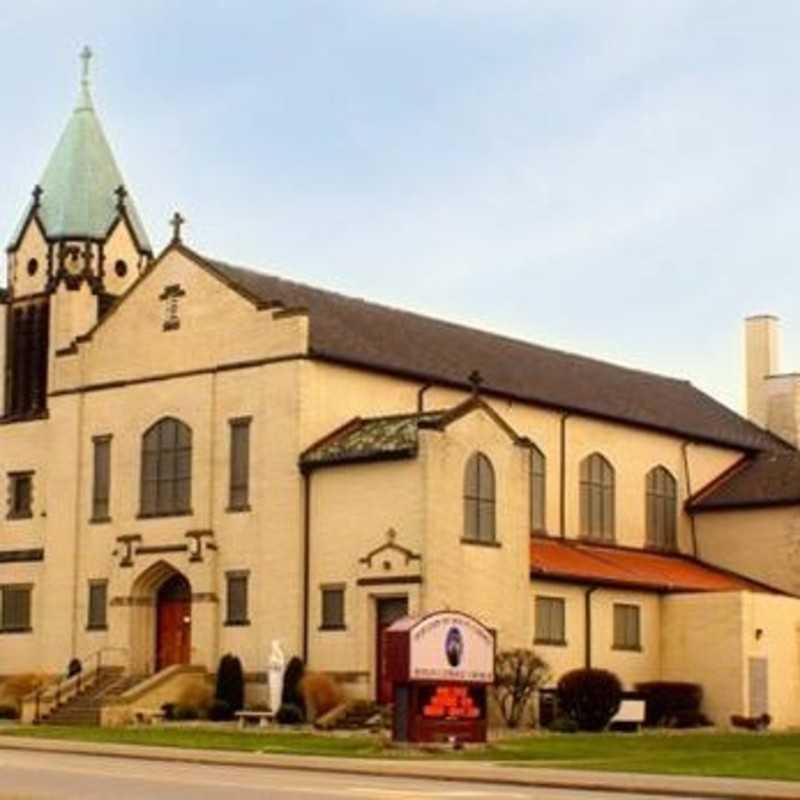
[384,610,495,744]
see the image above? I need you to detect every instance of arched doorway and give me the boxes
[156,573,192,671]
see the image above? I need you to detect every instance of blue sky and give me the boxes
[2,1,799,412]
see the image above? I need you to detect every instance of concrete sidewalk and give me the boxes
[0,735,798,800]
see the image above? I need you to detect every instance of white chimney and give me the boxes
[745,315,780,428]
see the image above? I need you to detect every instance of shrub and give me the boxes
[207,699,233,721]
[281,657,306,717]
[299,672,344,721]
[276,703,305,725]
[557,668,622,732]
[161,702,176,721]
[173,705,200,721]
[670,709,712,729]
[215,654,244,714]
[493,649,551,728]
[547,714,579,733]
[731,713,771,731]
[177,681,213,713]
[635,681,703,727]
[0,704,19,720]
[67,658,82,679]
[0,673,48,711]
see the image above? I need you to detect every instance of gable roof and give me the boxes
[530,537,780,594]
[9,75,150,253]
[203,255,785,453]
[689,451,800,511]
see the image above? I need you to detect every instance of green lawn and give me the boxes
[2,726,800,782]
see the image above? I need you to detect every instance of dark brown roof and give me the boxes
[206,254,787,452]
[690,451,800,511]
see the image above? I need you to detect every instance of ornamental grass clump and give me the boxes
[557,668,622,732]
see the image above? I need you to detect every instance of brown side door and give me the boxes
[376,596,408,704]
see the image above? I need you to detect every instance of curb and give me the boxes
[1,737,798,800]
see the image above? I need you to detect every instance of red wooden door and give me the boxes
[156,575,191,671]
[376,597,408,704]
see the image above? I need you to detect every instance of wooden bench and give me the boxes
[610,699,646,731]
[133,708,166,725]
[235,710,274,729]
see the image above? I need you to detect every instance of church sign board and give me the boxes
[384,610,495,744]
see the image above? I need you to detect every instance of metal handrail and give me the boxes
[29,646,129,724]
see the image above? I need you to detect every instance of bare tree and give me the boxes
[493,649,550,728]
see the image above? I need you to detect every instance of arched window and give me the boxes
[646,466,677,550]
[530,445,546,533]
[580,453,615,541]
[140,417,192,516]
[464,452,496,542]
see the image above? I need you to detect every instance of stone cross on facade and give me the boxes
[160,284,187,332]
[170,212,186,244]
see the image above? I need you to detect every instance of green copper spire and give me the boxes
[8,48,151,252]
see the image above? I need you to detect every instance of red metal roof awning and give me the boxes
[530,538,776,594]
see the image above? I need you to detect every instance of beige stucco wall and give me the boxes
[531,579,661,689]
[307,458,424,695]
[695,506,800,597]
[662,591,800,729]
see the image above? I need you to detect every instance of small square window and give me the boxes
[225,572,250,626]
[613,603,641,651]
[320,586,345,630]
[87,581,108,630]
[1,585,32,632]
[534,596,566,645]
[7,472,33,519]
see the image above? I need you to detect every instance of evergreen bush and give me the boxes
[281,656,306,718]
[215,653,245,714]
[557,668,622,732]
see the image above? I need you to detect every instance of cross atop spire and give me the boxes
[80,46,93,86]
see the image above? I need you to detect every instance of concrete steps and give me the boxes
[42,668,146,726]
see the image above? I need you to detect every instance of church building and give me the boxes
[3,53,800,728]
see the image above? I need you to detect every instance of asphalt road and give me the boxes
[0,749,716,800]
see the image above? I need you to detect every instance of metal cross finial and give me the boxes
[170,211,186,243]
[32,185,43,208]
[80,45,93,85]
[468,369,484,396]
[114,185,128,211]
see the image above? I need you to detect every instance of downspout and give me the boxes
[302,469,312,663]
[681,442,698,557]
[560,413,570,538]
[584,586,598,668]
[417,383,432,413]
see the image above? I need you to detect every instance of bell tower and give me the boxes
[2,48,153,419]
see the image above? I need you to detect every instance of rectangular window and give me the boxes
[613,603,641,651]
[1,585,32,632]
[92,436,112,521]
[534,596,566,645]
[320,586,345,630]
[7,472,33,519]
[228,418,251,511]
[87,580,108,630]
[225,571,250,625]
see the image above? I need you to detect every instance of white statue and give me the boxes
[268,639,286,713]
